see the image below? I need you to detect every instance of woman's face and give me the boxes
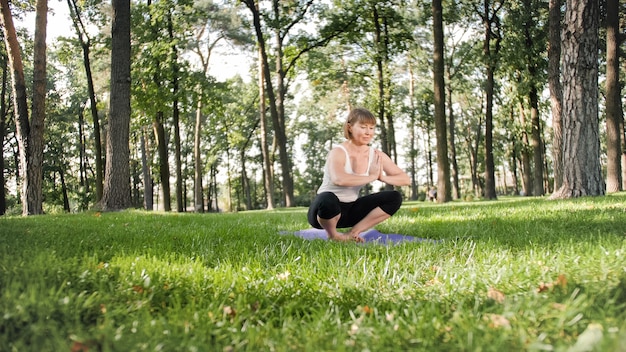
[349,122,376,145]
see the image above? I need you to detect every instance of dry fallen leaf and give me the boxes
[223,306,236,318]
[485,313,511,329]
[487,287,505,303]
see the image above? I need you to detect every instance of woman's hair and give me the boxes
[343,107,377,140]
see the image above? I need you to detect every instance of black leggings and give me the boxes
[307,191,403,229]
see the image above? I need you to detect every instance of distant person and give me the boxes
[307,107,410,242]
[428,188,437,202]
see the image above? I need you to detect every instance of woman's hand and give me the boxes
[369,151,382,181]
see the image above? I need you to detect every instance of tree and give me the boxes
[551,0,603,198]
[432,0,451,202]
[477,0,503,200]
[67,0,104,203]
[241,0,350,207]
[100,0,131,210]
[0,56,7,215]
[0,0,47,215]
[548,0,563,192]
[604,0,623,193]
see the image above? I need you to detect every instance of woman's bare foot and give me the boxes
[327,231,363,243]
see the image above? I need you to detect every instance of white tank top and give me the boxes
[317,145,375,202]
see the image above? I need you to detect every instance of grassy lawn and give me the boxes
[1,194,626,351]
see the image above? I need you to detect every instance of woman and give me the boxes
[307,107,410,242]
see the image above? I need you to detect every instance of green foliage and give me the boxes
[2,194,626,350]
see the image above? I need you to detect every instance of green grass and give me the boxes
[1,194,626,351]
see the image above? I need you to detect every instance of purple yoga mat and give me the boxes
[287,228,434,244]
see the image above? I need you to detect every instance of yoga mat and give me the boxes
[285,228,436,244]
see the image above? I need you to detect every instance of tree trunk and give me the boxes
[604,0,622,193]
[0,61,7,215]
[101,0,131,211]
[153,112,171,211]
[433,0,451,203]
[168,13,184,212]
[68,0,103,203]
[258,45,275,210]
[446,72,460,200]
[551,0,603,198]
[59,168,70,212]
[548,0,563,192]
[530,87,544,196]
[0,0,45,215]
[28,0,47,215]
[245,0,293,207]
[141,127,153,210]
[408,63,418,201]
[194,101,204,212]
[481,0,500,200]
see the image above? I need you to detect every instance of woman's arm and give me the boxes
[327,148,379,187]
[377,150,410,186]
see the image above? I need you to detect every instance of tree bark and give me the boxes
[153,112,171,211]
[167,12,184,212]
[194,101,204,212]
[551,0,604,198]
[432,0,451,202]
[519,102,532,196]
[0,0,45,215]
[604,0,622,193]
[0,62,6,215]
[101,0,131,210]
[548,0,563,192]
[530,86,544,196]
[141,127,153,210]
[446,72,460,200]
[259,46,275,210]
[28,0,47,215]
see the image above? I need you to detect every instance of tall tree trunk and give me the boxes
[481,0,500,200]
[519,103,533,196]
[28,0,47,214]
[372,5,389,157]
[153,112,171,211]
[604,0,622,193]
[141,127,153,210]
[530,87,544,196]
[244,0,291,207]
[258,45,275,210]
[621,115,626,191]
[465,117,483,197]
[194,101,204,212]
[271,5,294,208]
[0,0,46,215]
[168,13,184,212]
[548,0,563,192]
[446,72,460,200]
[78,108,89,210]
[0,60,7,215]
[59,168,70,212]
[101,0,131,210]
[68,0,103,203]
[433,0,451,203]
[408,62,418,201]
[551,0,603,198]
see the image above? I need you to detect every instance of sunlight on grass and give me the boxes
[1,194,626,350]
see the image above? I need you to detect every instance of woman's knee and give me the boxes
[310,192,341,219]
[380,190,402,215]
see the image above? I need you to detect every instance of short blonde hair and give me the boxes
[343,107,377,140]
